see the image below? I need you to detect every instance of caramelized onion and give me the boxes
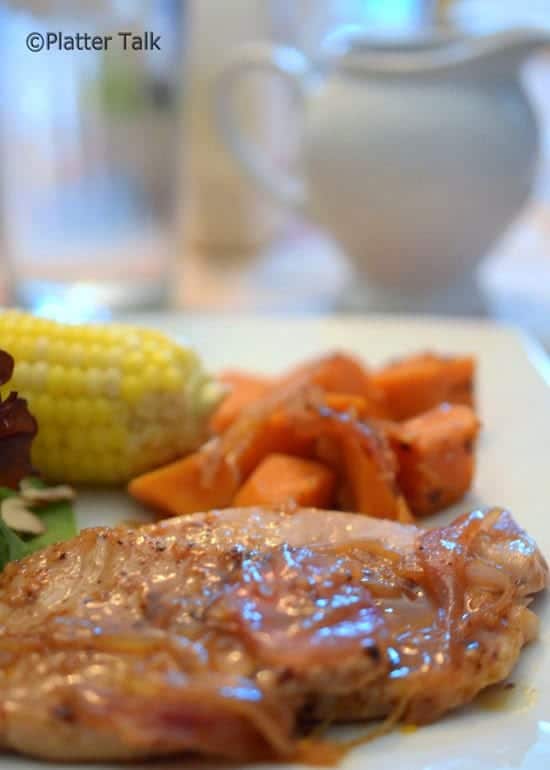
[323,539,402,563]
[465,560,511,592]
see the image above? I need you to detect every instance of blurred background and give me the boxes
[0,0,549,347]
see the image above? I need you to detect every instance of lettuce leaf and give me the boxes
[28,498,77,552]
[0,481,77,570]
[0,515,27,570]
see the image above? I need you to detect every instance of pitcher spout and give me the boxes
[328,26,550,78]
[473,28,550,77]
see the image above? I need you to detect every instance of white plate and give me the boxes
[6,315,550,770]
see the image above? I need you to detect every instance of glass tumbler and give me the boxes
[0,0,185,320]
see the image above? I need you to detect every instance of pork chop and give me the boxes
[0,507,546,762]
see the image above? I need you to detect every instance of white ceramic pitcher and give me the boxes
[215,29,550,295]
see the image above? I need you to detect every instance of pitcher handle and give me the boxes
[214,42,310,211]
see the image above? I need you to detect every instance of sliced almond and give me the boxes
[19,480,75,505]
[1,497,45,535]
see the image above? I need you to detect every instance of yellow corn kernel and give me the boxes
[0,310,223,484]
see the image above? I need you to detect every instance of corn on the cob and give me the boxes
[0,310,222,484]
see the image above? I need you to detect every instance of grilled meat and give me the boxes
[0,507,546,762]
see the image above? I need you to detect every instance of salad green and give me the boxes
[0,480,77,571]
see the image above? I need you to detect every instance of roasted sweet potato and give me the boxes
[209,370,273,434]
[279,353,390,418]
[130,350,478,522]
[291,404,412,522]
[211,353,390,436]
[130,395,315,517]
[233,453,336,509]
[323,392,371,418]
[130,385,406,519]
[229,409,315,481]
[389,403,480,516]
[338,424,413,522]
[128,450,239,517]
[372,353,475,420]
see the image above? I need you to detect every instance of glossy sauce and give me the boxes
[0,506,546,764]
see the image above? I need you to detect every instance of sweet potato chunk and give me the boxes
[338,427,413,523]
[279,353,389,418]
[233,453,336,509]
[212,353,390,435]
[130,406,315,517]
[128,450,239,517]
[210,371,273,434]
[290,404,411,522]
[230,410,315,481]
[390,404,480,516]
[373,353,475,420]
[323,392,371,419]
